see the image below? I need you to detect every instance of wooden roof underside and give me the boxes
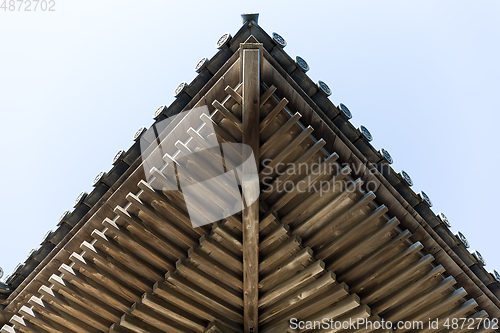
[1,28,499,333]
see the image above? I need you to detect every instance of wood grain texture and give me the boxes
[242,46,261,333]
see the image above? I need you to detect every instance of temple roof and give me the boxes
[1,12,499,332]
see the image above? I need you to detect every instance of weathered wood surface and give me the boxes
[241,45,261,333]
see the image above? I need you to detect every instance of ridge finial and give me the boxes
[241,13,259,25]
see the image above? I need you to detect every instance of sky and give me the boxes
[0,1,499,281]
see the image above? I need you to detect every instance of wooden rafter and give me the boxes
[241,44,261,333]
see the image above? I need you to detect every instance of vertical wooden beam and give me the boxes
[241,45,261,332]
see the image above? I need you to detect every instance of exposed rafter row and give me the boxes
[2,36,498,333]
[2,65,247,333]
[256,86,488,332]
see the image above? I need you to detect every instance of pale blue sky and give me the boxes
[0,1,499,280]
